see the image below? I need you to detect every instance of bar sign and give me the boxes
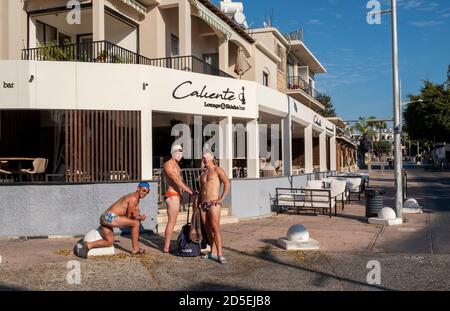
[3,82,15,88]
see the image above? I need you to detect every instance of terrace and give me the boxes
[21,40,232,78]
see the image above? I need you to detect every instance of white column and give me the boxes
[141,110,153,180]
[246,119,259,178]
[330,136,337,171]
[28,19,37,49]
[282,115,292,176]
[218,37,229,72]
[304,125,313,174]
[7,0,21,59]
[179,0,192,56]
[319,131,327,172]
[219,117,233,178]
[145,7,166,58]
[93,0,105,41]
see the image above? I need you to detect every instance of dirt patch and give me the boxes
[90,253,134,261]
[54,249,72,256]
[137,254,162,289]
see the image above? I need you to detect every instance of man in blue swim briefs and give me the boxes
[83,182,150,255]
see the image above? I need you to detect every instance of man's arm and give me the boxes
[164,163,194,195]
[126,197,139,219]
[127,197,147,221]
[215,167,230,203]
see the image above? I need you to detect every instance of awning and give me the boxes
[189,0,233,40]
[119,0,148,15]
[234,48,251,77]
[289,40,326,74]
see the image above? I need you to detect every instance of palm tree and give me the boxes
[368,117,387,142]
[352,117,377,167]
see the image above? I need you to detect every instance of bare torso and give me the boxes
[106,193,139,216]
[200,166,221,202]
[163,159,182,195]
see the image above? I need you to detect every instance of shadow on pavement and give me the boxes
[0,283,28,291]
[223,246,394,291]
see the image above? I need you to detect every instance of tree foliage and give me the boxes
[374,140,392,156]
[403,80,450,143]
[317,94,337,117]
[352,117,378,166]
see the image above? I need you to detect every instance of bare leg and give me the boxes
[201,208,214,252]
[129,220,140,252]
[164,196,180,253]
[86,226,114,249]
[207,206,222,257]
[87,217,140,252]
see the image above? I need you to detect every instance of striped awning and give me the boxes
[189,0,232,40]
[118,0,148,15]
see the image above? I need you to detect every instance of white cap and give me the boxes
[171,144,183,154]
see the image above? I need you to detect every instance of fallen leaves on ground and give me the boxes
[90,252,133,261]
[54,249,72,256]
[290,251,308,262]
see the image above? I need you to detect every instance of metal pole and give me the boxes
[391,0,403,219]
[417,140,420,160]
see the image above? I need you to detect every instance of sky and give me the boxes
[213,0,450,122]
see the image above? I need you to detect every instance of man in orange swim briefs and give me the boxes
[162,144,197,253]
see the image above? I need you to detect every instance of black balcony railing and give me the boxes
[287,76,326,105]
[21,40,153,65]
[21,40,233,78]
[147,55,233,78]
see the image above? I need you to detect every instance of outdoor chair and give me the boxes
[262,166,277,177]
[339,176,363,202]
[303,179,346,217]
[302,180,334,218]
[275,188,305,214]
[306,180,323,189]
[20,158,48,181]
[330,179,347,211]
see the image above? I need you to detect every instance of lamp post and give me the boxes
[367,0,402,218]
[390,0,404,220]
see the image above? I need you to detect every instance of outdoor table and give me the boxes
[0,157,37,182]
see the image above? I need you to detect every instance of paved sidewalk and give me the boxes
[1,168,449,291]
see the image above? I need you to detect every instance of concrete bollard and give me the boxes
[368,207,403,226]
[404,198,423,214]
[278,224,319,250]
[75,229,115,258]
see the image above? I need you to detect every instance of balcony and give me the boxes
[21,41,233,78]
[287,76,326,112]
[147,56,233,78]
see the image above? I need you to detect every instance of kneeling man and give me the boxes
[84,182,150,255]
[199,151,230,264]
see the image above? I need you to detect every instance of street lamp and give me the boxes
[368,0,403,219]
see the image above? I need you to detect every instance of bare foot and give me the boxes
[131,248,148,255]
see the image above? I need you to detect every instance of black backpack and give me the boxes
[176,196,202,257]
